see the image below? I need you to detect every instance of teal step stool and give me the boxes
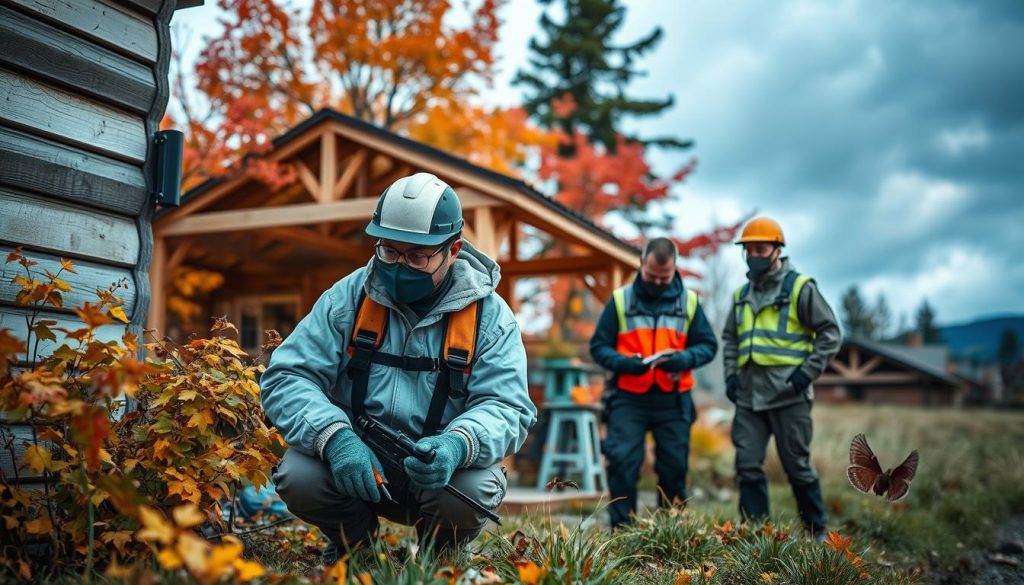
[535,358,607,494]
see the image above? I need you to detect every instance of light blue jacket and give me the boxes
[260,242,536,468]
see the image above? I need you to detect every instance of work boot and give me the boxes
[738,479,770,522]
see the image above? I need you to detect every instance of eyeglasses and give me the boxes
[374,242,448,270]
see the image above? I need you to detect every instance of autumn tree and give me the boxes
[170,0,548,190]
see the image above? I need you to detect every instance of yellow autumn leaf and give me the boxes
[157,547,183,570]
[208,536,243,579]
[137,506,175,545]
[517,561,547,585]
[59,258,77,273]
[234,558,266,582]
[172,503,205,528]
[23,445,53,474]
[52,278,73,293]
[109,306,130,324]
[358,572,372,585]
[176,531,210,575]
[100,530,133,555]
[674,569,693,585]
[328,559,348,584]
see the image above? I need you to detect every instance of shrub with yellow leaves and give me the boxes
[0,248,282,579]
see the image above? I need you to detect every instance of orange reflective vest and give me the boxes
[612,285,699,393]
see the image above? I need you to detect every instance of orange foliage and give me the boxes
[539,129,693,223]
[0,248,282,577]
[173,0,510,190]
[409,104,556,175]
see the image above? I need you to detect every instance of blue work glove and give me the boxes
[619,356,650,375]
[323,428,383,503]
[403,433,468,490]
[726,375,740,403]
[788,369,813,393]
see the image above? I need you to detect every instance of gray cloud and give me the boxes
[585,0,1024,323]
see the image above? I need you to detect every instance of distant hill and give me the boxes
[940,314,1024,363]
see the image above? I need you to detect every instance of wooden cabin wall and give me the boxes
[0,0,178,483]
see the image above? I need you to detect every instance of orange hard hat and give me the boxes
[736,217,785,246]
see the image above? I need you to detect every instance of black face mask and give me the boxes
[637,280,670,299]
[746,254,775,279]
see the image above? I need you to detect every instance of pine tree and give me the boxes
[873,293,892,340]
[841,285,875,339]
[513,0,689,154]
[915,299,943,343]
[998,329,1021,365]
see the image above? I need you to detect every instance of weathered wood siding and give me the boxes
[0,0,181,483]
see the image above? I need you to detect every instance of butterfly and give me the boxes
[846,433,919,502]
[544,476,580,491]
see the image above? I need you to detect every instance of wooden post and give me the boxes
[473,207,496,258]
[148,233,167,338]
[320,130,337,203]
[610,263,624,291]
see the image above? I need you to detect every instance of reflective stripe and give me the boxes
[612,288,627,333]
[748,345,812,358]
[738,329,813,342]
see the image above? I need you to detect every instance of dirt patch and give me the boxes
[929,515,1024,585]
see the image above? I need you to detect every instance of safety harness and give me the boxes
[345,290,481,437]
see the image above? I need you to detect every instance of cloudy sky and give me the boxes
[172,0,1024,328]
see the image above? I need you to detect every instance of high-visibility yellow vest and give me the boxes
[734,272,815,367]
[613,286,699,392]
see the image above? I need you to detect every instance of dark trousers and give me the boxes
[603,390,695,527]
[731,400,827,534]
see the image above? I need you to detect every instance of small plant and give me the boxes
[0,247,282,580]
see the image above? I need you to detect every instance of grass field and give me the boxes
[239,403,1024,584]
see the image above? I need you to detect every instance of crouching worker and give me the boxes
[260,173,537,562]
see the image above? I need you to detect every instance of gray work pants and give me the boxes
[732,400,818,485]
[273,448,507,551]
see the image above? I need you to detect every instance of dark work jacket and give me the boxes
[590,274,719,392]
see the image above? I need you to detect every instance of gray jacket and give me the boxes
[722,259,842,411]
[260,241,537,468]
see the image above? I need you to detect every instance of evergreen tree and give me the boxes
[841,285,875,339]
[915,299,943,343]
[998,329,1021,365]
[873,293,892,340]
[513,0,690,154]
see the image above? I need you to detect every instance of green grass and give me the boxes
[16,404,1024,583]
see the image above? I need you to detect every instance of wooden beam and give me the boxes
[830,359,853,377]
[509,219,519,261]
[295,160,321,203]
[320,131,337,203]
[164,240,193,282]
[334,149,367,199]
[850,345,861,370]
[264,226,368,259]
[148,234,167,338]
[501,255,611,277]
[856,355,883,377]
[160,193,501,236]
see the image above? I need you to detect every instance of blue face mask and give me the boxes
[375,257,444,304]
